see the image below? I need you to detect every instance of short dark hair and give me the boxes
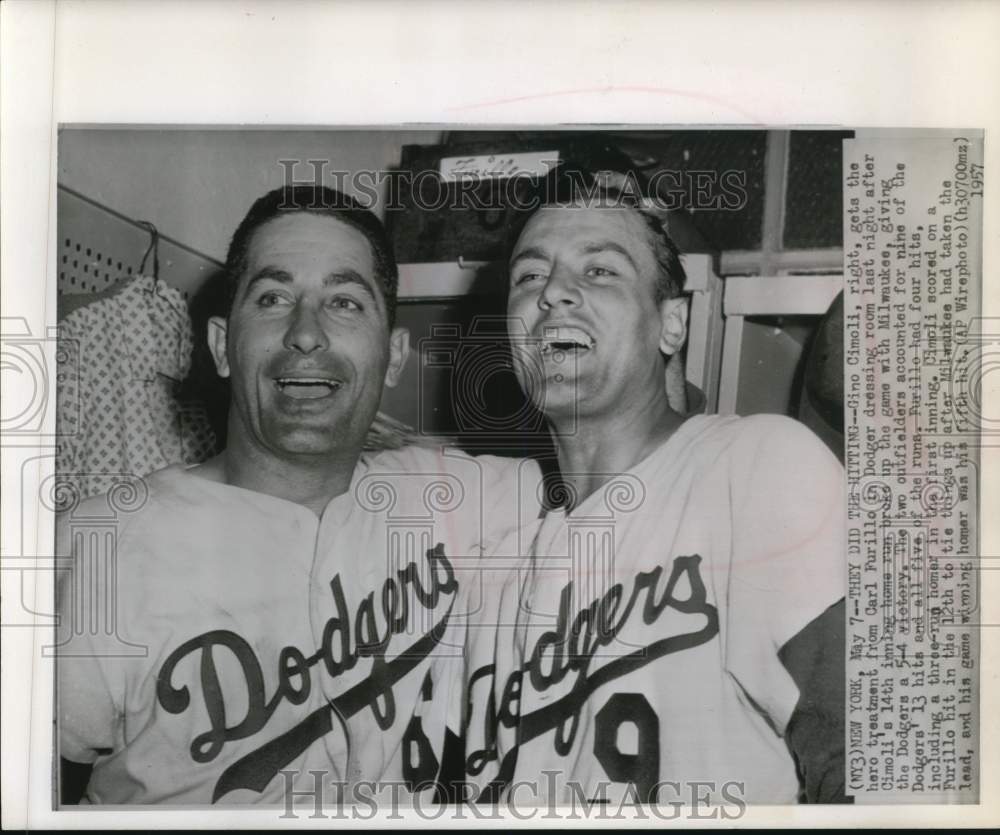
[505,147,686,304]
[223,185,399,326]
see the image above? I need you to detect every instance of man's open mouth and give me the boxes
[274,377,344,400]
[540,325,596,355]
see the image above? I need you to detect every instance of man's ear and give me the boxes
[207,316,230,378]
[384,326,411,389]
[658,296,689,356]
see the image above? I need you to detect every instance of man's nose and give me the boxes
[283,302,330,354]
[539,263,582,310]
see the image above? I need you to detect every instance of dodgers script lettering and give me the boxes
[155,545,457,801]
[467,554,720,796]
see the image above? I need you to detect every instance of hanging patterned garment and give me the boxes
[57,276,217,500]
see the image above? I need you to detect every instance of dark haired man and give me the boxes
[56,186,534,805]
[461,174,847,805]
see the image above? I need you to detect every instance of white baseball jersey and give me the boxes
[462,414,845,805]
[56,445,538,805]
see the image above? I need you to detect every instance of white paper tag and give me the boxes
[438,151,560,182]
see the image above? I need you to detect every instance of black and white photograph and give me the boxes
[48,125,978,812]
[1,1,996,830]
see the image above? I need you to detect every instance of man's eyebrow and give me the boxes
[244,266,293,291]
[322,270,379,303]
[580,240,639,271]
[509,246,550,267]
[509,241,640,272]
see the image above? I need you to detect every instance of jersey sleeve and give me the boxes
[724,416,846,735]
[55,510,123,765]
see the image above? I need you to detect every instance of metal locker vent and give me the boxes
[59,235,136,295]
[57,185,224,304]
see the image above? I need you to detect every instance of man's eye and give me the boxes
[513,272,544,287]
[586,266,617,278]
[257,291,290,307]
[328,296,362,312]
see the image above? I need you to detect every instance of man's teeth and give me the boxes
[541,326,595,353]
[275,378,342,398]
[276,378,341,388]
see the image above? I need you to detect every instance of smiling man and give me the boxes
[56,185,533,805]
[202,197,409,509]
[461,170,848,806]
